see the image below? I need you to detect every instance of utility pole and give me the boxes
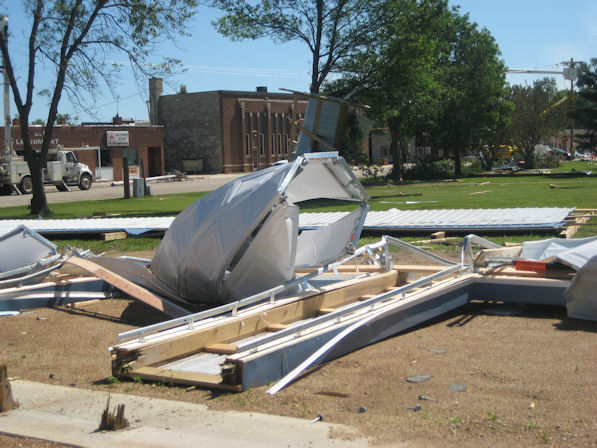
[1,16,10,157]
[563,58,578,155]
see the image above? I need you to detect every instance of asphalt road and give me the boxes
[0,173,245,208]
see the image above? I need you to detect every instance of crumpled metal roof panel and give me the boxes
[151,153,368,305]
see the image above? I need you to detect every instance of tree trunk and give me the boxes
[524,147,536,169]
[28,155,49,216]
[454,146,462,176]
[398,136,409,176]
[388,118,403,182]
[310,0,324,93]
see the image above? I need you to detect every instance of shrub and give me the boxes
[404,156,454,180]
[536,152,562,169]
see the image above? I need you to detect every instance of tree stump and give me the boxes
[0,365,19,412]
[99,395,129,431]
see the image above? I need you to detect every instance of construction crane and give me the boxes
[508,59,579,151]
[507,58,579,82]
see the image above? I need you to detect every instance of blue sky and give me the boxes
[3,0,597,123]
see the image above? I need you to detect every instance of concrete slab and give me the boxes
[0,380,368,448]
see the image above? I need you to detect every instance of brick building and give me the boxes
[1,118,164,181]
[152,79,308,173]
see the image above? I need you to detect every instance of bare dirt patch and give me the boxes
[1,249,596,447]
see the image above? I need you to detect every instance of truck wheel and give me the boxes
[79,173,92,190]
[0,184,12,195]
[56,184,69,192]
[20,176,33,194]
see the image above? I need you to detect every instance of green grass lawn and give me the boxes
[365,175,597,211]
[0,192,208,220]
[1,171,595,251]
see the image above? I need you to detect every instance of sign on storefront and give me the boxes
[107,131,129,147]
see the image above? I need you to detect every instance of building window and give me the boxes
[277,134,282,155]
[122,147,138,165]
[284,133,289,154]
[245,134,250,156]
[259,134,265,156]
[271,134,276,156]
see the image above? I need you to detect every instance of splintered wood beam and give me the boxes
[0,365,18,412]
[65,257,189,318]
[131,366,241,391]
[560,216,589,239]
[102,231,127,241]
[204,343,238,355]
[112,270,399,370]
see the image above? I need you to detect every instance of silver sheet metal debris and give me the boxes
[0,206,576,237]
[301,207,575,232]
[0,216,175,236]
[151,152,368,305]
[4,92,595,395]
[111,232,595,393]
[0,225,63,287]
[1,190,595,393]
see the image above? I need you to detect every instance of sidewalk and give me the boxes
[0,380,368,448]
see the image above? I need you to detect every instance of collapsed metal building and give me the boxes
[1,92,596,393]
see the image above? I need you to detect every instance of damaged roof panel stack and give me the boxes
[150,152,368,305]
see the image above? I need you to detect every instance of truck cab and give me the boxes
[46,150,93,191]
[0,149,93,194]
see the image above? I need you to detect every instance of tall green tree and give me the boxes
[210,0,381,93]
[0,0,197,215]
[569,58,597,150]
[508,78,567,168]
[429,10,509,176]
[325,0,454,181]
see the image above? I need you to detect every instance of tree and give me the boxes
[325,0,454,181]
[210,0,381,93]
[0,1,197,215]
[337,109,366,164]
[569,58,597,150]
[428,10,509,176]
[467,96,513,171]
[326,1,509,179]
[508,78,567,169]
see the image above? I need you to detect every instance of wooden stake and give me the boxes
[0,365,19,412]
[99,395,129,431]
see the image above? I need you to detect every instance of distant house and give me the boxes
[151,78,308,173]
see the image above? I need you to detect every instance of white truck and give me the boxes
[0,149,93,194]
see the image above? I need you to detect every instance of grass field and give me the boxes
[0,168,595,251]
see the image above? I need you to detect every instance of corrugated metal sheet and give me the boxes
[300,207,574,232]
[0,217,175,236]
[0,207,574,236]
